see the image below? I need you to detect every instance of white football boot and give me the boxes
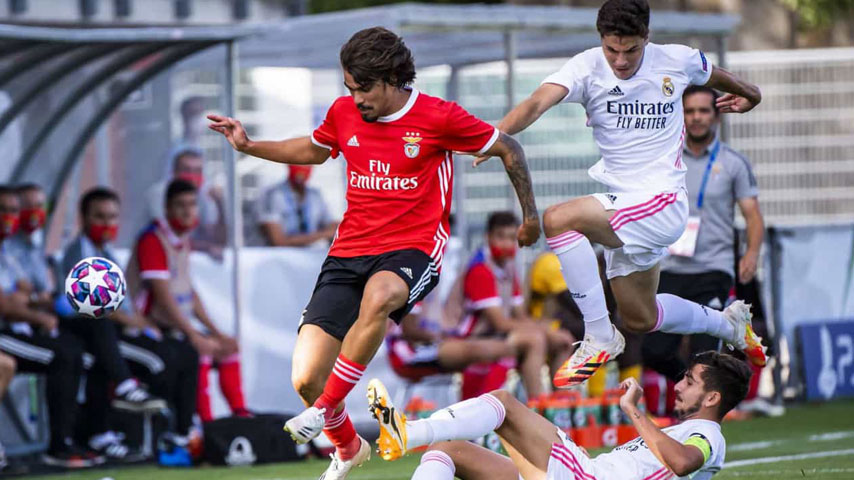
[284,406,326,444]
[318,436,371,480]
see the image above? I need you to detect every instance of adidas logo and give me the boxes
[606,193,618,204]
[400,267,413,279]
[347,135,360,147]
[608,85,624,96]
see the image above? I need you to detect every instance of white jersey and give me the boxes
[543,43,713,193]
[591,419,726,480]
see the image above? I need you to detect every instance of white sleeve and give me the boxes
[680,45,713,86]
[685,423,726,470]
[541,52,590,104]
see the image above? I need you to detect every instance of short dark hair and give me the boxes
[689,351,752,418]
[487,211,519,234]
[596,0,650,38]
[340,27,416,90]
[172,148,203,172]
[165,179,197,206]
[683,85,720,116]
[15,183,43,195]
[80,187,120,218]
[0,185,17,199]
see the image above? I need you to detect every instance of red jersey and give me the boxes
[311,88,498,268]
[458,246,523,338]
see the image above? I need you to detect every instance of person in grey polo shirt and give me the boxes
[248,164,338,247]
[642,85,765,384]
[6,183,53,309]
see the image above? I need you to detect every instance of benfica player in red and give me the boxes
[209,27,540,479]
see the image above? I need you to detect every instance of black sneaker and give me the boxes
[42,445,105,469]
[90,431,147,463]
[112,386,167,413]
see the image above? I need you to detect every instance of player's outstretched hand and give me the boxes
[207,114,251,152]
[619,377,644,412]
[716,93,756,114]
[517,217,541,247]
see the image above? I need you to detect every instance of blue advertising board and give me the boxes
[798,320,854,401]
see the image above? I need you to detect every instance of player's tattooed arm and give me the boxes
[706,66,761,114]
[483,133,541,246]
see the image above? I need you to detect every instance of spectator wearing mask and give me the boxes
[0,185,96,469]
[6,184,53,309]
[250,164,338,247]
[454,211,573,399]
[129,180,248,434]
[57,187,168,461]
[146,145,226,256]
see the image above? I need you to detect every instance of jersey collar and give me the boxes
[377,87,419,123]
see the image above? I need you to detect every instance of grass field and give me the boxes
[25,400,854,480]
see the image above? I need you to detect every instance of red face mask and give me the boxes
[168,216,199,235]
[288,165,313,189]
[87,224,118,245]
[177,171,204,188]
[19,207,46,234]
[489,243,517,262]
[0,213,19,240]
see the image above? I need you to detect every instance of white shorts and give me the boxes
[592,189,688,279]
[547,429,598,480]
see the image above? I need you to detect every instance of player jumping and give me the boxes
[208,27,540,479]
[476,0,766,388]
[368,350,750,480]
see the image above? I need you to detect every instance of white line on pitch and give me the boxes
[724,448,854,468]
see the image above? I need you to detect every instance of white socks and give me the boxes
[411,450,455,480]
[406,393,506,449]
[547,232,613,343]
[655,294,735,341]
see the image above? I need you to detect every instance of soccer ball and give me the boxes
[65,256,126,318]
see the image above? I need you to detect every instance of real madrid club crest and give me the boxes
[403,132,422,159]
[662,76,674,97]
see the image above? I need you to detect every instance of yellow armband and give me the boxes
[684,435,711,463]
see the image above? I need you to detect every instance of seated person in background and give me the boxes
[128,180,248,431]
[0,351,15,470]
[6,184,54,310]
[250,164,338,247]
[528,251,642,396]
[58,187,169,460]
[146,145,226,256]
[387,298,552,396]
[456,211,573,399]
[0,185,96,469]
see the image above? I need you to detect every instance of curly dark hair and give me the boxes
[689,351,753,418]
[596,0,650,38]
[340,27,416,89]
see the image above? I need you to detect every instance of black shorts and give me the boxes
[299,249,439,341]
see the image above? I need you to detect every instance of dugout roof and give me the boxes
[0,3,738,199]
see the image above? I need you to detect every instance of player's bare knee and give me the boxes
[487,389,515,411]
[544,203,584,237]
[621,310,655,333]
[0,354,15,374]
[362,287,404,319]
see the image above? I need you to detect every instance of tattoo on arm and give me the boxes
[499,133,538,221]
[634,411,642,419]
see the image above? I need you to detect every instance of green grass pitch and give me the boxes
[25,400,854,480]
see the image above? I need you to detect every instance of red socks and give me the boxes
[324,408,360,460]
[219,356,248,415]
[313,354,365,460]
[197,359,213,423]
[314,354,365,416]
[197,355,248,423]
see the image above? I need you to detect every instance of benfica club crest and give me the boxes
[403,132,422,158]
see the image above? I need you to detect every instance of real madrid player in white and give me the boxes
[480,0,766,387]
[366,351,751,480]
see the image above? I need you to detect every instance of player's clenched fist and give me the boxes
[207,114,251,152]
[517,217,541,247]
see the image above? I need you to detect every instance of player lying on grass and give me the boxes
[369,350,751,480]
